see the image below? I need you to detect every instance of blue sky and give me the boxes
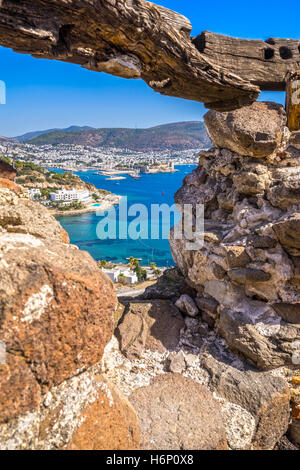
[0,0,298,137]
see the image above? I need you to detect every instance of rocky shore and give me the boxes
[0,101,299,450]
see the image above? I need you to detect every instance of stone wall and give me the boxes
[171,101,300,371]
[169,101,300,446]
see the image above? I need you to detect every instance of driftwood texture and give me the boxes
[194,32,300,91]
[0,0,298,111]
[286,71,300,131]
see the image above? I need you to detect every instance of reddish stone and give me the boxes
[0,178,22,194]
[0,234,117,391]
[67,380,140,450]
[60,226,70,244]
[0,354,40,424]
[116,300,184,360]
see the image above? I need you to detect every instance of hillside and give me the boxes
[15,125,93,142]
[27,121,210,151]
[10,159,111,212]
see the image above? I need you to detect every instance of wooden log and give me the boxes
[286,71,300,131]
[0,0,260,111]
[193,31,300,91]
[0,1,298,111]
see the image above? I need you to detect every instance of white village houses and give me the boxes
[28,188,41,199]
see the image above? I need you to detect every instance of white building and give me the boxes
[102,267,138,285]
[50,188,92,204]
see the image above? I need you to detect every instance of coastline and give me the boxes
[98,168,179,178]
[51,196,122,217]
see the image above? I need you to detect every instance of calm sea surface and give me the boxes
[55,165,196,267]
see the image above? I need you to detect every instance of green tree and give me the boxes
[92,193,100,201]
[134,265,142,282]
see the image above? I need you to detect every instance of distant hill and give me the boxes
[27,122,210,151]
[15,126,94,142]
[0,135,17,143]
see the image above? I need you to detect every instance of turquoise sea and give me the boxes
[56,165,196,267]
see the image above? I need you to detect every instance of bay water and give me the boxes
[56,165,196,267]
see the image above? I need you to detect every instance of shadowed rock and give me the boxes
[115,300,184,360]
[0,160,16,181]
[200,343,291,450]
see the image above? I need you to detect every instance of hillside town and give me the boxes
[0,139,200,175]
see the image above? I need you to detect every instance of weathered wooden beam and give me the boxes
[286,70,300,131]
[0,0,260,111]
[0,1,298,112]
[193,31,300,91]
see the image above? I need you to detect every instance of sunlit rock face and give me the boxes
[170,101,300,371]
[0,181,141,450]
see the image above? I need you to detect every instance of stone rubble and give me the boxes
[102,308,295,450]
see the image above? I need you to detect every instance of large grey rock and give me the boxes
[175,294,199,318]
[218,308,292,370]
[129,374,228,450]
[201,343,291,450]
[273,213,300,256]
[204,102,287,158]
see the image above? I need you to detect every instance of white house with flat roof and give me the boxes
[102,267,138,285]
[50,188,92,204]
